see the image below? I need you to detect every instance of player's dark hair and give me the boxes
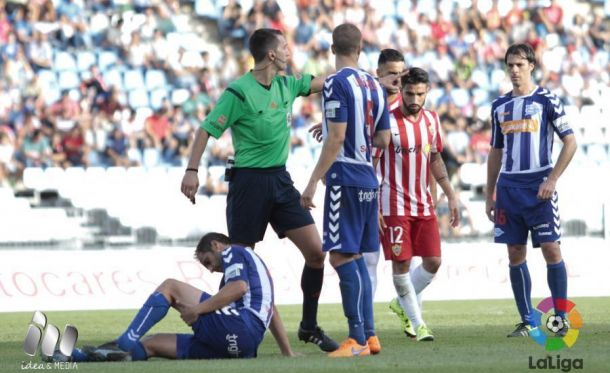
[249,28,283,63]
[504,43,536,66]
[332,23,362,56]
[401,67,429,86]
[378,48,404,66]
[196,232,230,254]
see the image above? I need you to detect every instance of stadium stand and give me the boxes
[0,0,608,246]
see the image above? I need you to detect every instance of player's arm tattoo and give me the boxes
[430,152,449,183]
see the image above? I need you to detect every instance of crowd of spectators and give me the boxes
[0,0,608,206]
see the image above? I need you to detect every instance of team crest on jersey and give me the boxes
[525,103,543,117]
[217,115,227,125]
[392,244,401,256]
[423,143,431,156]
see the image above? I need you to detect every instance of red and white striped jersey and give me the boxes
[377,107,443,217]
[388,94,402,111]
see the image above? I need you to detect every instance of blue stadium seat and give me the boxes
[103,68,123,90]
[195,0,219,18]
[128,89,150,108]
[145,69,167,90]
[54,51,77,71]
[37,69,57,89]
[149,88,168,109]
[58,71,81,90]
[44,86,62,106]
[471,69,490,90]
[124,69,146,91]
[450,88,470,107]
[76,51,97,72]
[98,50,119,71]
[472,88,490,106]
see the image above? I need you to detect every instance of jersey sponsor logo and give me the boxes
[358,189,378,202]
[494,227,504,237]
[225,263,244,279]
[226,333,241,357]
[393,144,428,155]
[325,100,341,119]
[270,101,277,109]
[500,119,539,134]
[533,223,550,230]
[538,231,552,236]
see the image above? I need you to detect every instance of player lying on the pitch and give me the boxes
[46,232,295,362]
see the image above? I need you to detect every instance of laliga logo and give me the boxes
[23,311,78,358]
[529,297,583,351]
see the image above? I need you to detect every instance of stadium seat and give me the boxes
[426,88,443,107]
[98,50,119,71]
[450,88,470,107]
[472,88,489,106]
[124,69,146,91]
[54,51,77,71]
[103,68,123,90]
[471,69,490,90]
[58,71,80,90]
[128,89,150,108]
[37,69,57,89]
[171,88,190,105]
[149,88,168,110]
[195,0,220,18]
[145,70,168,90]
[77,51,97,72]
[490,69,506,91]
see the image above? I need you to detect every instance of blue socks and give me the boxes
[509,261,536,326]
[547,260,568,318]
[335,260,365,345]
[356,257,375,339]
[117,292,170,353]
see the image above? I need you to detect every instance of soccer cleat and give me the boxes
[89,341,132,362]
[416,324,435,341]
[298,324,339,352]
[555,318,570,337]
[367,335,381,355]
[327,338,370,358]
[507,322,535,337]
[41,349,72,363]
[389,298,415,338]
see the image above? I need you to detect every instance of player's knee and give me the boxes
[392,260,410,274]
[157,278,178,294]
[423,257,441,273]
[303,249,325,268]
[541,244,562,263]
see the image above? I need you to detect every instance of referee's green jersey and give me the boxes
[202,72,313,168]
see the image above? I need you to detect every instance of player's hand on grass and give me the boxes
[308,123,323,143]
[300,181,317,210]
[283,350,302,357]
[181,170,199,204]
[485,198,495,222]
[176,302,199,326]
[447,197,460,228]
[537,177,556,200]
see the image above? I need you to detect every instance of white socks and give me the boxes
[410,263,435,310]
[393,273,424,329]
[363,251,380,298]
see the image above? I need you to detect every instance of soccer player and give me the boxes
[300,23,391,357]
[180,28,339,352]
[375,67,459,342]
[485,43,577,337]
[50,232,294,362]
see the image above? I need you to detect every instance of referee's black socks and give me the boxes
[300,264,324,330]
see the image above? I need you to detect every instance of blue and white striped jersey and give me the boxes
[322,67,390,188]
[490,86,573,185]
[220,245,274,328]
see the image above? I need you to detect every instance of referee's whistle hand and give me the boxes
[181,172,199,205]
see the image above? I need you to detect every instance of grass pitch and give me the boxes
[1,297,608,373]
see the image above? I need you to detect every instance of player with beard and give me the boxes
[374,67,459,341]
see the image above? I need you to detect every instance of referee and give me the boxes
[181,28,338,352]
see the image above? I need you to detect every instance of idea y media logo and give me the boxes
[527,297,584,372]
[22,311,78,370]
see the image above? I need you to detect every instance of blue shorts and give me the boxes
[176,293,265,359]
[494,185,561,248]
[227,167,314,244]
[322,185,379,254]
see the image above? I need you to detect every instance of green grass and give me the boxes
[2,298,609,372]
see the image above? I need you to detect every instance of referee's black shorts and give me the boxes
[226,166,314,245]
